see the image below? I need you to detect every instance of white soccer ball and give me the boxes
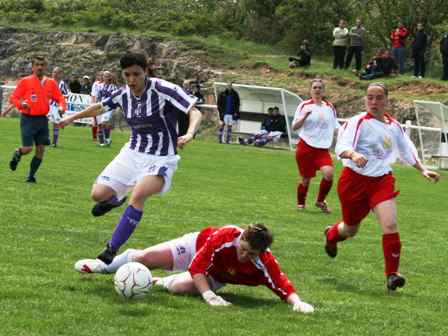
[114,262,152,299]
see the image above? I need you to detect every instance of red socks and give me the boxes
[297,183,309,205]
[326,222,346,244]
[317,178,333,203]
[92,126,98,141]
[382,232,401,276]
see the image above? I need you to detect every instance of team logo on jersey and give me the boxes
[226,268,236,276]
[383,136,392,149]
[31,93,38,102]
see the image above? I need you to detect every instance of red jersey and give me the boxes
[390,27,409,48]
[189,225,296,301]
[10,75,66,116]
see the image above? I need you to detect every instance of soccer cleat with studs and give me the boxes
[315,201,331,214]
[97,243,117,265]
[9,149,22,171]
[91,197,127,217]
[74,259,107,273]
[387,273,406,291]
[324,226,338,258]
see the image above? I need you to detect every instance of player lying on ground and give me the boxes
[61,51,202,265]
[325,82,440,291]
[75,224,314,313]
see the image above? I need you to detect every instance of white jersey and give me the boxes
[336,112,419,177]
[91,81,102,100]
[292,99,340,149]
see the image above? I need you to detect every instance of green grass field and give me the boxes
[0,119,447,336]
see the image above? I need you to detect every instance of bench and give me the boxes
[430,154,448,169]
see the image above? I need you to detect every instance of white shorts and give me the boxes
[223,114,234,126]
[164,231,224,291]
[48,105,62,123]
[98,111,112,124]
[96,146,180,199]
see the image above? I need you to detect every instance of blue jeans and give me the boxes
[392,47,406,74]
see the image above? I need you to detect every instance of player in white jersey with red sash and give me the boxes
[74,223,314,313]
[62,52,202,265]
[292,79,340,213]
[325,83,440,290]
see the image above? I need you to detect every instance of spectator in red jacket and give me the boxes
[390,21,409,74]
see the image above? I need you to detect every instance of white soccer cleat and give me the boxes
[74,259,107,274]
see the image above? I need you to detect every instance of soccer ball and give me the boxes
[114,262,152,299]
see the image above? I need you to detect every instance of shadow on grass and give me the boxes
[219,292,277,308]
[316,276,413,298]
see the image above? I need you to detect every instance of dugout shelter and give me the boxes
[214,82,303,150]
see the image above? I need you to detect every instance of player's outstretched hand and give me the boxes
[293,301,314,314]
[202,290,231,306]
[177,132,194,149]
[422,169,440,183]
[60,115,75,128]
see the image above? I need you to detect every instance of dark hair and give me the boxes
[120,52,148,70]
[367,82,388,96]
[32,55,46,65]
[242,223,273,252]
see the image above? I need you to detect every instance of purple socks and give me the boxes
[109,205,143,252]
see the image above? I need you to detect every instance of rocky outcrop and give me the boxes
[0,28,217,85]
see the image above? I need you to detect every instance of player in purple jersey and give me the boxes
[96,71,119,146]
[49,67,68,147]
[62,52,202,264]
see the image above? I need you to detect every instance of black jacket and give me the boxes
[440,34,448,56]
[262,115,286,133]
[217,88,240,120]
[412,31,427,51]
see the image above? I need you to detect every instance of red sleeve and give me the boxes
[188,227,236,276]
[50,80,67,110]
[10,78,26,109]
[260,252,296,301]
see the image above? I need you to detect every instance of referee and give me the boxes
[8,55,66,183]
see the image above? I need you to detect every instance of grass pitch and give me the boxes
[0,118,447,336]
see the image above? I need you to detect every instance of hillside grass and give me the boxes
[0,119,447,336]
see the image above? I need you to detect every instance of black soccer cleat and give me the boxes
[324,226,338,258]
[91,197,127,217]
[9,149,21,171]
[97,244,117,265]
[26,176,37,183]
[387,273,406,291]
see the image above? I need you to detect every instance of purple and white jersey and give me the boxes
[101,78,197,156]
[97,82,119,101]
[59,80,69,96]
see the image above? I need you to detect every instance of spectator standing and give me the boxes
[345,18,366,73]
[440,33,448,80]
[80,75,92,95]
[411,23,428,79]
[69,75,82,93]
[217,82,240,144]
[390,21,409,74]
[332,20,349,69]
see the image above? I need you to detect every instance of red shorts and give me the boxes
[337,167,399,226]
[295,139,333,178]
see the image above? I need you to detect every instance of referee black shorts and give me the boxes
[20,114,50,147]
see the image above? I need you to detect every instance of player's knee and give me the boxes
[301,177,311,186]
[91,189,105,202]
[345,225,359,237]
[131,250,147,264]
[21,147,33,154]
